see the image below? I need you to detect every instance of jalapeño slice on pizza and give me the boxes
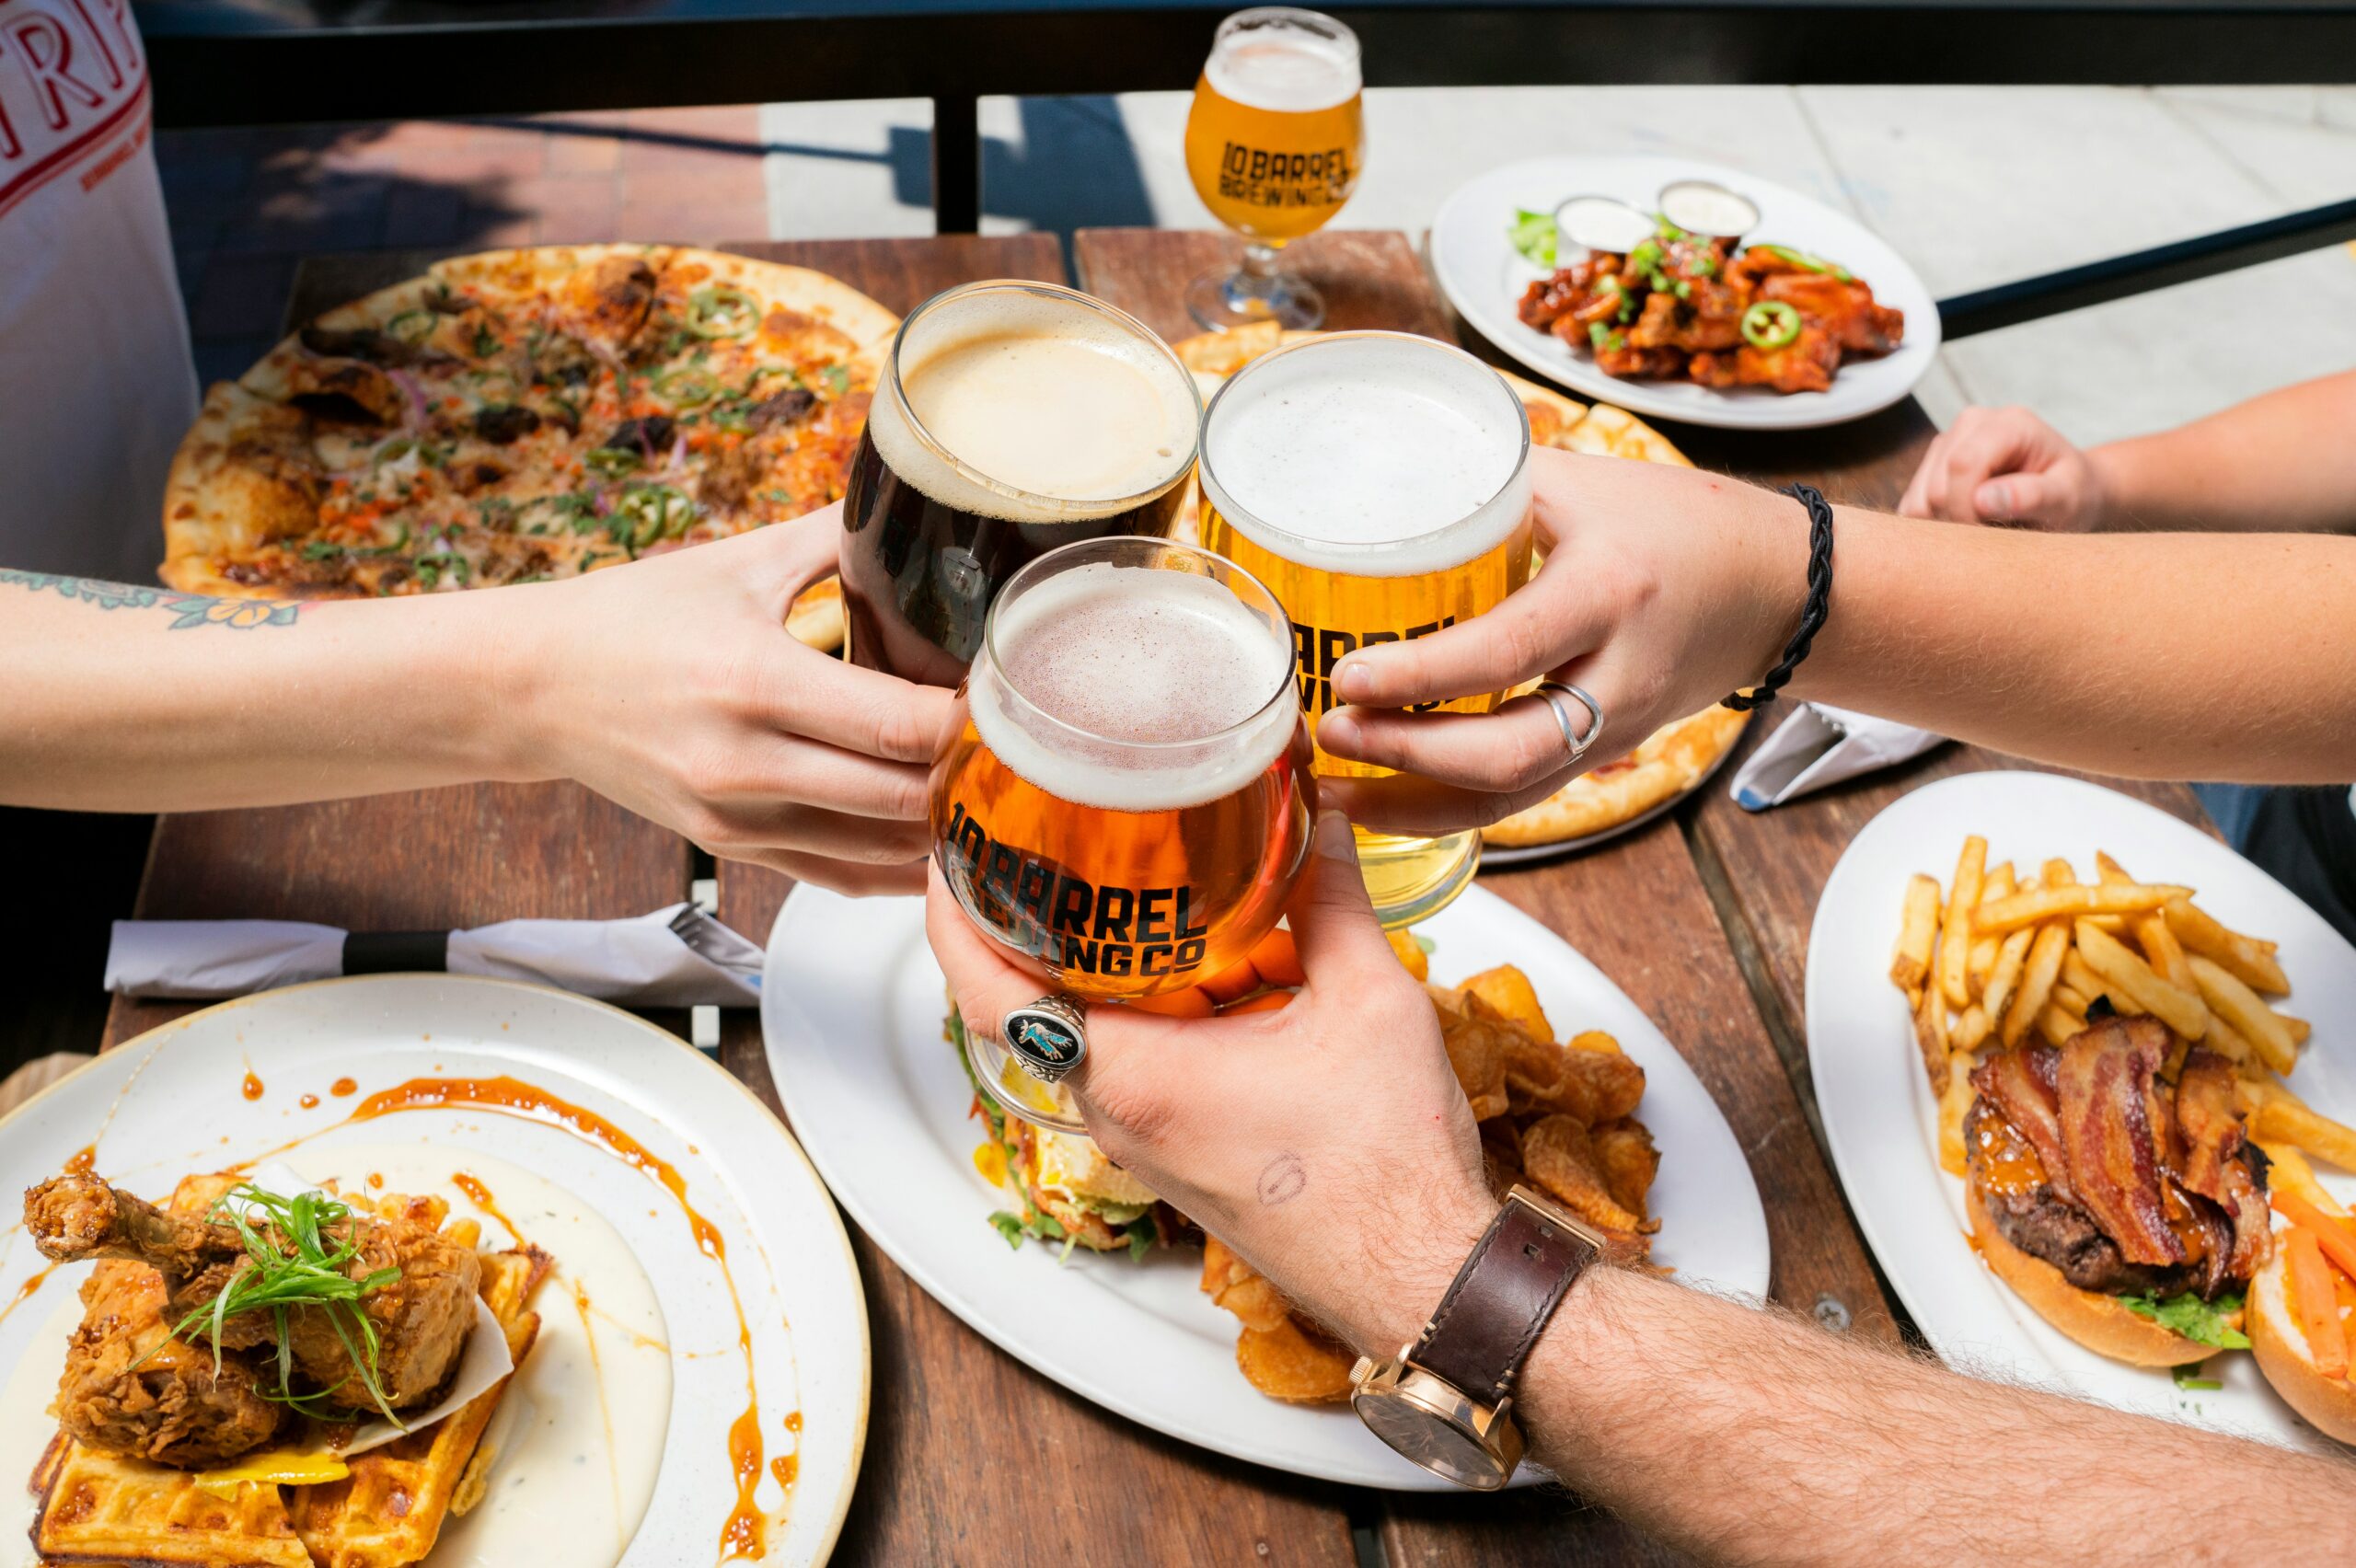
[161,246,898,606]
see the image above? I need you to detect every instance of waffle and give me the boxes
[286,1245,549,1568]
[30,1427,313,1567]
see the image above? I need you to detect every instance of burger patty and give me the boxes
[1980,1182,2205,1299]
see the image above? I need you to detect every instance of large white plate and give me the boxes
[1807,772,2356,1448]
[762,882,1770,1489]
[0,976,868,1565]
[1430,154,1940,431]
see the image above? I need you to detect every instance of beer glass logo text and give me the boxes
[1218,142,1354,213]
[1291,617,1456,716]
[941,800,1213,981]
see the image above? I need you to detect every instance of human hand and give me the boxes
[926,810,1495,1354]
[1898,406,2107,530]
[1313,446,1805,836]
[507,503,953,894]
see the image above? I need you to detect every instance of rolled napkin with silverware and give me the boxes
[103,903,762,1006]
[1727,702,1946,810]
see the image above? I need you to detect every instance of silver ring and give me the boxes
[1535,680,1606,761]
[1000,995,1088,1084]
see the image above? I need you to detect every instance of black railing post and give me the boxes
[933,94,982,235]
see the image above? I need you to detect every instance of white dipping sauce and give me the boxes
[0,1144,669,1568]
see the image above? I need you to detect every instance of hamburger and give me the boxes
[951,1009,1177,1259]
[1965,1010,2271,1365]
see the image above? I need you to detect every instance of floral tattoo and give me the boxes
[0,571,301,629]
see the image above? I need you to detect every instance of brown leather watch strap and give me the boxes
[1412,1189,1600,1403]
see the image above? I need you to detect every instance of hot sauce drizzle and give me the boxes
[339,1077,770,1561]
[64,1145,96,1176]
[0,1264,58,1332]
[329,1077,358,1097]
[451,1170,525,1247]
[299,1092,320,1110]
[240,1070,265,1101]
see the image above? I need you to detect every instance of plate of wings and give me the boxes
[1430,154,1941,431]
[0,977,868,1568]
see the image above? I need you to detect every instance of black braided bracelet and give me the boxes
[1724,483,1834,711]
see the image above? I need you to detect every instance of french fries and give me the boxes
[2164,896,2290,995]
[1890,835,2346,1180]
[2189,954,2296,1075]
[2073,920,2209,1039]
[1890,873,1938,993]
[1937,837,1985,1009]
[1969,881,2190,937]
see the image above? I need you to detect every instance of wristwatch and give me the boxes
[1348,1184,1606,1489]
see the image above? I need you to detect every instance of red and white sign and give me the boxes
[0,0,150,223]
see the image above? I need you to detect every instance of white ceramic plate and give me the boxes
[763,883,1771,1489]
[0,976,867,1566]
[1430,154,1940,431]
[1807,772,2356,1448]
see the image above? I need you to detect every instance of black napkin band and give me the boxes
[1726,483,1835,712]
[342,930,450,974]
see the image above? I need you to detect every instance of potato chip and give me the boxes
[1430,988,1513,1120]
[1457,964,1553,1044]
[1235,1316,1356,1403]
[1589,1117,1659,1216]
[1502,1032,1645,1124]
[1479,1121,1525,1195]
[1200,1236,1291,1332]
[1522,1114,1653,1234]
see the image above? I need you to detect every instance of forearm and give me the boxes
[1510,1267,2355,1566]
[0,573,545,812]
[2091,372,2356,534]
[1789,513,2356,782]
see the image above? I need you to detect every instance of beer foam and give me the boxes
[1198,333,1531,577]
[971,561,1299,814]
[870,285,1199,523]
[1207,31,1361,112]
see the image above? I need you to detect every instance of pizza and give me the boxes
[159,245,897,648]
[1172,324,1742,848]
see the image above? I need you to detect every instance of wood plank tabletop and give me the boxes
[1075,226,1904,1567]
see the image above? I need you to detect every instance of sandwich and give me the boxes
[951,1008,1176,1260]
[2246,1187,2356,1442]
[1965,1010,2270,1365]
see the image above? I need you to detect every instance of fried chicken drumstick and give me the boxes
[28,1173,481,1413]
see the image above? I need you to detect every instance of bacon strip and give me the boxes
[2055,1018,2183,1266]
[2175,1047,2272,1280]
[1972,1045,2074,1205]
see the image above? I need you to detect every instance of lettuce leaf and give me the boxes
[2120,1288,2250,1350]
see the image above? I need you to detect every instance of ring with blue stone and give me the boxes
[1000,995,1089,1084]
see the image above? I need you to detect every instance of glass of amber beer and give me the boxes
[840,280,1201,686]
[1183,7,1365,330]
[933,535,1315,1130]
[1197,332,1534,928]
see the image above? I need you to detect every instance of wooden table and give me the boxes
[91,228,2205,1566]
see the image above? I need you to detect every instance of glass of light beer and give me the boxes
[1182,7,1364,331]
[840,280,1201,686]
[933,535,1314,1130]
[1197,332,1534,928]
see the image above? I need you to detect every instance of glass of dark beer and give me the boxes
[839,280,1203,686]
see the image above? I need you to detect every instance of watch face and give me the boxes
[1353,1389,1505,1488]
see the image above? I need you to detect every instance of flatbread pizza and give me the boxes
[1172,324,1740,849]
[160,245,894,649]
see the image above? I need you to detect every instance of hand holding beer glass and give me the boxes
[1183,7,1365,330]
[1198,333,1536,928]
[932,536,1315,1131]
